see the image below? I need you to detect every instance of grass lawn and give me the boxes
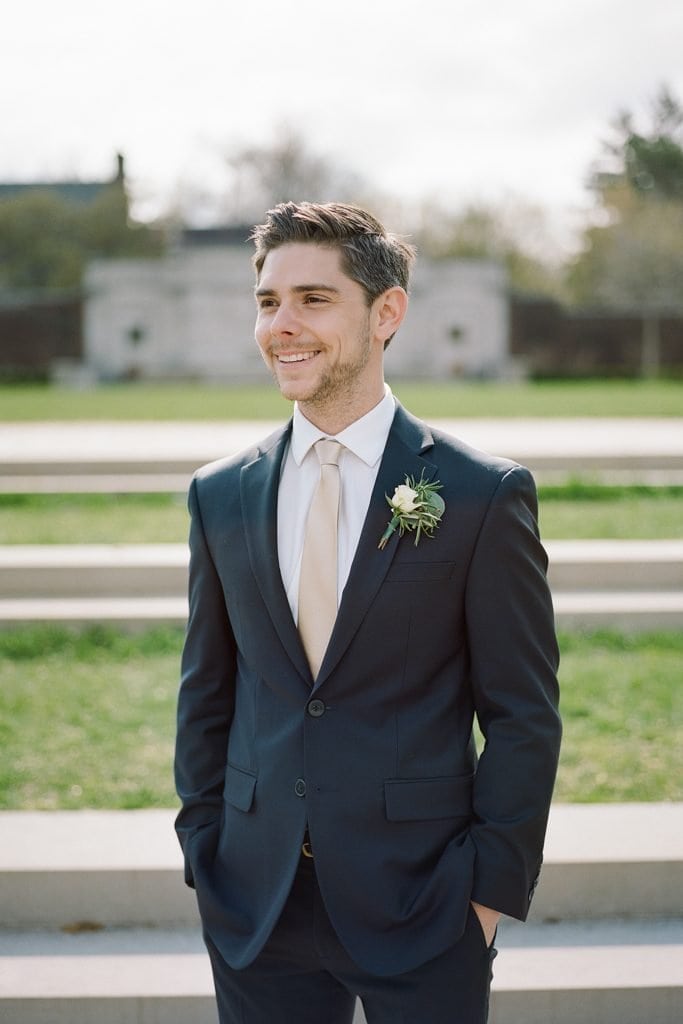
[0,627,680,809]
[0,627,182,811]
[1,378,682,420]
[537,483,683,540]
[554,631,682,802]
[0,486,681,544]
[0,493,191,545]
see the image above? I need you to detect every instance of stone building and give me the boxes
[84,229,512,381]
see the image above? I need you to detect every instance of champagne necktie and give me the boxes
[298,439,342,679]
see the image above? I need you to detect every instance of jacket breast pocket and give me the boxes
[223,762,257,813]
[384,774,474,822]
[385,560,456,583]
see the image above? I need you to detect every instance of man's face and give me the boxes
[254,243,383,410]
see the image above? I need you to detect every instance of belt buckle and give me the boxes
[301,836,314,859]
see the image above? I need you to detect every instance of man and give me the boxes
[175,201,561,1023]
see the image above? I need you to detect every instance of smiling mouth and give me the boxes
[277,351,319,363]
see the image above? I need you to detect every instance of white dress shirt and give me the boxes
[277,385,396,623]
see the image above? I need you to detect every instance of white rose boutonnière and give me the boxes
[378,472,445,550]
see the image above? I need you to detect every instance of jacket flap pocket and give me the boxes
[223,763,257,812]
[386,561,456,583]
[384,774,473,822]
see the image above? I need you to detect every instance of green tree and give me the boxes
[606,85,683,201]
[0,186,163,291]
[568,86,683,374]
[78,187,164,260]
[569,192,683,311]
[569,85,683,311]
[0,192,83,289]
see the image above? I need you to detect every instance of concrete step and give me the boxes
[0,928,214,1024]
[0,545,189,598]
[0,472,194,494]
[0,596,187,628]
[552,590,683,631]
[1,805,681,931]
[2,419,683,492]
[2,591,682,631]
[2,541,682,598]
[488,917,683,1024]
[0,920,681,1024]
[547,540,683,591]
[1,541,682,630]
[1,807,681,1022]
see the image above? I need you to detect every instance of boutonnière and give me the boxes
[378,472,445,550]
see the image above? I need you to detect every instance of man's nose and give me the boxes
[270,302,301,336]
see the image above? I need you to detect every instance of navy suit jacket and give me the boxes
[174,402,561,976]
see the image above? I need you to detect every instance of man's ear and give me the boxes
[373,287,408,345]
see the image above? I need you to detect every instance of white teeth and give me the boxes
[278,352,317,363]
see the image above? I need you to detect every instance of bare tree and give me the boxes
[221,129,365,223]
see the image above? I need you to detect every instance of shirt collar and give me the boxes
[291,384,396,468]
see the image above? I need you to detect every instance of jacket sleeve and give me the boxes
[465,465,562,920]
[174,475,236,886]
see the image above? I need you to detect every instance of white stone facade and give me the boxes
[84,246,510,381]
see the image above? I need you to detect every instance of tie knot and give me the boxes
[314,439,342,467]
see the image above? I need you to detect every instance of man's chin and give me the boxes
[272,371,321,405]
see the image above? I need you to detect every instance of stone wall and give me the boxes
[83,246,510,381]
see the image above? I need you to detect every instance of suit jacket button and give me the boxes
[294,778,306,797]
[307,699,326,718]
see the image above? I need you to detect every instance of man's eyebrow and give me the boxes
[254,283,341,297]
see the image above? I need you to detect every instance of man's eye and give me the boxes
[258,298,277,309]
[304,295,327,304]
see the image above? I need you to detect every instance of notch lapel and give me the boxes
[240,423,312,684]
[314,405,437,689]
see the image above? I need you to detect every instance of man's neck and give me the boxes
[297,382,386,436]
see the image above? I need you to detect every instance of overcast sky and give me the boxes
[3,0,682,250]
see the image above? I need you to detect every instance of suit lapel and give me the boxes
[240,405,438,690]
[314,404,437,689]
[240,423,312,684]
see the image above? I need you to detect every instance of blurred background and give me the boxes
[1,0,682,383]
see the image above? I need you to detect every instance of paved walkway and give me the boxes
[2,417,682,491]
[2,418,682,464]
[0,539,681,630]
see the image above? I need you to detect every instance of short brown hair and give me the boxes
[251,201,416,305]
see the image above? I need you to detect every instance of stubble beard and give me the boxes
[272,322,374,415]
